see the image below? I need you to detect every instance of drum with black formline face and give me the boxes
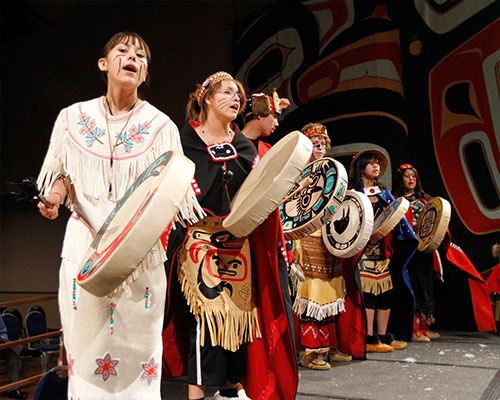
[222,131,313,238]
[281,157,348,241]
[322,190,374,258]
[77,150,195,297]
[416,196,451,253]
[370,196,410,242]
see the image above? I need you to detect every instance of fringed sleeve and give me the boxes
[161,119,205,224]
[37,108,74,210]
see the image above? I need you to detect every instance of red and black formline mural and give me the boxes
[234,0,499,332]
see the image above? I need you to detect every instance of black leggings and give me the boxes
[363,289,393,310]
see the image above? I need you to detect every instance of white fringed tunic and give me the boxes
[37,97,199,399]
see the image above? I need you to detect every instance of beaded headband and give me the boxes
[399,163,414,170]
[197,71,234,107]
[302,125,328,139]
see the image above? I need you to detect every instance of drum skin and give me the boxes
[416,196,451,253]
[223,131,312,238]
[371,197,410,242]
[281,157,348,240]
[322,190,374,258]
[77,151,195,297]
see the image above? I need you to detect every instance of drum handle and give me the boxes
[279,177,313,205]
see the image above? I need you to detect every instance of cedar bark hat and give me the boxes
[349,149,388,178]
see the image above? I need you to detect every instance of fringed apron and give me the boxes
[178,217,261,352]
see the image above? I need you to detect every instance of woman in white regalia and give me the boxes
[37,31,199,399]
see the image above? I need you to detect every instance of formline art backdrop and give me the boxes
[233,0,500,273]
[1,1,499,309]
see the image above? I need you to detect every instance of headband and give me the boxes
[197,71,234,107]
[399,163,414,170]
[302,125,328,139]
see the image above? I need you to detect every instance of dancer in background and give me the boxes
[395,163,496,339]
[349,150,416,353]
[293,123,353,370]
[241,88,295,344]
[394,163,437,341]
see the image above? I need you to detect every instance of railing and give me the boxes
[0,294,64,394]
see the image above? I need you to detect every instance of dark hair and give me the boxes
[185,78,247,123]
[394,165,432,200]
[101,31,151,85]
[349,152,387,191]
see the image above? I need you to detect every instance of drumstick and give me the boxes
[279,177,313,205]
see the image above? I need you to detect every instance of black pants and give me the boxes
[188,316,244,387]
[407,251,435,315]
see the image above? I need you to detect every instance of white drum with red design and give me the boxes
[322,190,374,258]
[77,151,195,297]
[281,157,348,240]
[416,197,451,253]
[371,197,410,242]
[223,131,312,238]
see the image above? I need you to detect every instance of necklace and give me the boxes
[104,97,137,194]
[200,124,234,144]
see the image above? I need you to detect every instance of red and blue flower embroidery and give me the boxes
[141,357,159,384]
[94,353,119,381]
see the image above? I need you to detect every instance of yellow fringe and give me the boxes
[178,269,261,352]
[360,274,393,295]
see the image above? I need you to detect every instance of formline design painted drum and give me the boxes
[416,196,451,253]
[371,197,410,242]
[281,157,348,241]
[77,150,195,297]
[322,190,374,258]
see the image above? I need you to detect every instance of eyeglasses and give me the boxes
[215,89,243,101]
[313,144,326,149]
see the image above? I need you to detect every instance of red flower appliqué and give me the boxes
[68,355,74,376]
[94,353,119,381]
[141,357,159,384]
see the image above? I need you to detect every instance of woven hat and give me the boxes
[349,149,388,178]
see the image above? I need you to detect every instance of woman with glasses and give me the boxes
[292,122,353,371]
[162,72,297,400]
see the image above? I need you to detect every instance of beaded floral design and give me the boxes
[119,121,151,153]
[141,357,159,384]
[78,112,106,148]
[94,353,119,381]
[77,108,151,153]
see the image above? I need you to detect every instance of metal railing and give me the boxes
[0,294,64,393]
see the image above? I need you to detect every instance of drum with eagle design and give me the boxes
[322,190,374,258]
